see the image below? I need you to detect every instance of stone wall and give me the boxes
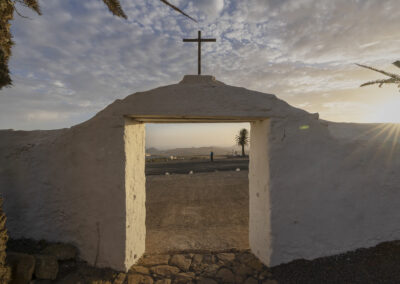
[0,0,14,88]
[1,76,400,271]
[266,117,400,266]
[0,198,11,281]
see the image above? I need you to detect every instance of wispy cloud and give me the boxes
[1,0,400,133]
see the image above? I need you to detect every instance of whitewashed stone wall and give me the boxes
[1,75,400,271]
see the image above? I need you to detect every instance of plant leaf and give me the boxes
[22,0,42,15]
[360,78,398,87]
[160,0,197,22]
[102,0,127,19]
[356,63,400,80]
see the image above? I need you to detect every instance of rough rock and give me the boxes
[233,264,253,277]
[128,273,154,284]
[197,278,218,284]
[201,254,216,265]
[139,255,170,266]
[41,243,78,261]
[154,280,171,284]
[113,273,127,284]
[262,280,278,284]
[7,252,35,283]
[217,253,235,263]
[244,277,259,284]
[189,254,203,270]
[34,254,58,280]
[201,264,219,277]
[130,266,150,274]
[174,272,195,283]
[238,253,264,272]
[150,265,180,277]
[0,266,11,282]
[0,198,11,283]
[169,254,191,271]
[216,268,235,283]
[258,270,272,280]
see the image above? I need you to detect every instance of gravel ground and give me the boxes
[271,240,400,284]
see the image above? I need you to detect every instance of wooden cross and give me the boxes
[183,30,216,75]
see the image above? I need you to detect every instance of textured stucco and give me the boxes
[1,75,400,271]
[249,119,271,265]
[124,119,146,269]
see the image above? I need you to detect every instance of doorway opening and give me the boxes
[145,122,250,254]
[124,116,271,268]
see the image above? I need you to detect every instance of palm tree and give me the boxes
[357,61,400,92]
[0,0,196,89]
[236,128,249,157]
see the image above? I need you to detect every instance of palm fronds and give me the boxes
[159,0,197,22]
[236,128,249,157]
[102,0,127,19]
[101,0,196,22]
[357,63,400,91]
[11,0,42,15]
[236,129,249,146]
[22,0,41,15]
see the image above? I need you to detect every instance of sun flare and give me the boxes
[367,97,400,123]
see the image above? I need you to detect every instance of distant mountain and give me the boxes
[146,146,246,156]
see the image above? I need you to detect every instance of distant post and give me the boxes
[210,151,214,162]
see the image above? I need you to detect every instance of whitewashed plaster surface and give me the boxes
[1,75,400,271]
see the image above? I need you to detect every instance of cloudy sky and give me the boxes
[1,0,400,148]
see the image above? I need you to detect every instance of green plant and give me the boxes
[357,61,400,91]
[236,128,249,157]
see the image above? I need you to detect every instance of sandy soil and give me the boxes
[145,171,249,254]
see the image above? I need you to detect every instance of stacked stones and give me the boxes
[0,198,11,282]
[0,0,14,88]
[7,243,78,283]
[126,250,278,284]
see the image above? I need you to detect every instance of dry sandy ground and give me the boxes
[145,171,249,254]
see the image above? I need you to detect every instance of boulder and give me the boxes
[7,252,35,284]
[169,254,191,271]
[238,253,264,272]
[127,273,153,284]
[174,272,195,283]
[130,265,150,274]
[34,254,58,280]
[217,253,235,263]
[150,265,180,277]
[0,266,11,282]
[41,243,78,261]
[138,255,170,266]
[262,280,278,284]
[154,280,171,284]
[244,277,259,284]
[197,278,218,284]
[216,268,234,283]
[201,264,219,277]
[113,273,126,284]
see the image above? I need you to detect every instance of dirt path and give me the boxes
[145,171,249,254]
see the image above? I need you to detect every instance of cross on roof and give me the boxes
[183,30,216,75]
